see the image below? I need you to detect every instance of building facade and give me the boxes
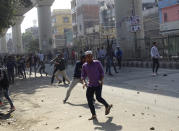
[99,0,116,40]
[159,0,179,35]
[52,9,73,49]
[71,0,99,38]
[158,0,179,56]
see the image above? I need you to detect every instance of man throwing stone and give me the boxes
[81,51,112,120]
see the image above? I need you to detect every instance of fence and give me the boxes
[136,35,179,61]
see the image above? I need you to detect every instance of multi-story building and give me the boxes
[158,0,179,56]
[99,0,116,40]
[158,0,179,35]
[52,9,73,49]
[71,0,99,38]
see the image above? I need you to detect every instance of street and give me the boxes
[0,66,179,131]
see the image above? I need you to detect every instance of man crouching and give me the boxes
[0,68,15,112]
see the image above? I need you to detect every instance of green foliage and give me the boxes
[0,0,32,35]
[22,32,39,53]
[27,39,39,53]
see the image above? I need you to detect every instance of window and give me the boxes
[63,17,69,23]
[52,18,56,23]
[164,13,168,22]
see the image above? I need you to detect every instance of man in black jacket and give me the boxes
[0,68,15,112]
[63,55,86,103]
[55,54,70,84]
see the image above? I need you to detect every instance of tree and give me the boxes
[0,0,32,35]
[22,31,39,53]
[27,39,39,53]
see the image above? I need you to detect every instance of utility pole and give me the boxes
[132,0,138,58]
[115,0,144,59]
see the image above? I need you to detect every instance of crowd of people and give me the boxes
[0,52,49,112]
[0,41,160,120]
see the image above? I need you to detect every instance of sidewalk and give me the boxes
[0,67,179,131]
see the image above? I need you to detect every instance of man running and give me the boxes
[63,55,86,103]
[0,68,15,112]
[81,51,112,120]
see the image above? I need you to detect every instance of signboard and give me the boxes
[129,16,141,32]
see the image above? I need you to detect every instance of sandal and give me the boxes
[88,115,97,120]
[105,104,113,115]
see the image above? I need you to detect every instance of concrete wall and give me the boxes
[115,0,145,59]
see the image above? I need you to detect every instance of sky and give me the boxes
[8,0,71,33]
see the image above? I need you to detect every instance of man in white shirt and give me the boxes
[151,42,160,76]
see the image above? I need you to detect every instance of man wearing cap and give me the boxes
[81,51,112,120]
[63,55,86,103]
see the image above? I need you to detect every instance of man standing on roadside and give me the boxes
[151,42,160,76]
[81,51,112,120]
[63,55,86,103]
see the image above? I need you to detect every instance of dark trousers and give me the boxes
[86,85,109,115]
[22,65,26,78]
[18,66,24,78]
[7,69,14,84]
[117,57,122,69]
[152,58,159,73]
[30,64,37,77]
[51,68,58,84]
[111,61,118,73]
[39,65,47,76]
[0,88,14,107]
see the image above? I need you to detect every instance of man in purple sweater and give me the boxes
[81,51,112,120]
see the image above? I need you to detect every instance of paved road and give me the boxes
[0,66,179,131]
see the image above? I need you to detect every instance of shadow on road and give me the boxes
[93,117,122,131]
[103,67,179,98]
[66,102,102,109]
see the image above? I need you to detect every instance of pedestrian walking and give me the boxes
[39,61,48,77]
[63,55,86,103]
[115,46,122,69]
[6,56,16,84]
[151,42,160,76]
[0,68,15,112]
[81,51,112,120]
